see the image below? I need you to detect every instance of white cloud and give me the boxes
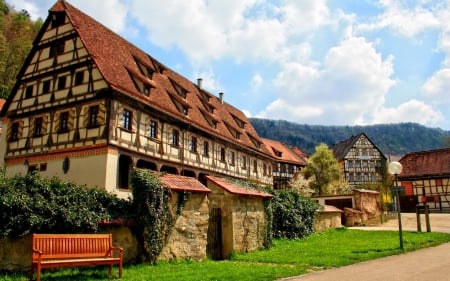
[372,100,443,125]
[422,68,450,103]
[250,73,263,91]
[259,35,396,126]
[357,0,441,37]
[9,0,128,33]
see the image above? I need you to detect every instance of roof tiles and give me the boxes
[399,148,450,178]
[51,1,270,155]
[205,176,273,198]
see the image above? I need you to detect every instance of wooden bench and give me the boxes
[30,233,123,281]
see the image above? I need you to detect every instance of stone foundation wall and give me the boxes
[0,193,210,271]
[158,193,209,261]
[231,196,268,253]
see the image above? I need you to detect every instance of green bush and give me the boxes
[271,190,319,239]
[0,171,130,238]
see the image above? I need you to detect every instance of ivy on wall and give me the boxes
[130,169,179,263]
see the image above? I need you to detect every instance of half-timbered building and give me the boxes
[261,138,307,189]
[398,148,450,212]
[332,133,386,187]
[0,1,274,198]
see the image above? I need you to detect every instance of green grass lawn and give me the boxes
[3,228,450,281]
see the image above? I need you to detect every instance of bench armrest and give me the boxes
[108,247,123,259]
[32,249,43,255]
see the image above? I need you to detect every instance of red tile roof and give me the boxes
[399,148,450,179]
[261,138,307,165]
[160,173,211,193]
[205,176,273,198]
[50,1,271,156]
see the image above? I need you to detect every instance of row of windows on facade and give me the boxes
[24,70,85,99]
[9,105,100,141]
[347,173,381,182]
[9,107,271,176]
[346,160,382,169]
[273,163,299,174]
[351,148,377,156]
[121,109,269,172]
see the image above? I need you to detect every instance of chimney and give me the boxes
[219,92,224,104]
[197,78,203,89]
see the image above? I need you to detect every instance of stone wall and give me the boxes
[158,192,209,261]
[353,189,382,225]
[231,196,268,253]
[314,205,343,232]
[0,193,210,271]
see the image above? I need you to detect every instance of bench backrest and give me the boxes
[32,234,113,260]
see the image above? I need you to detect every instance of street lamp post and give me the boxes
[388,161,404,250]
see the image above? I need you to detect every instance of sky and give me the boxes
[8,0,450,130]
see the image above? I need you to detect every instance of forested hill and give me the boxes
[249,118,450,156]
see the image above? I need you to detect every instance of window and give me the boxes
[220,147,225,161]
[149,120,158,138]
[203,141,209,157]
[263,163,267,176]
[74,71,84,85]
[51,13,65,28]
[42,80,51,94]
[49,41,65,58]
[57,76,67,90]
[9,122,19,141]
[40,163,47,172]
[191,136,197,152]
[88,105,99,127]
[183,107,188,116]
[25,86,33,99]
[253,160,258,172]
[228,151,235,165]
[59,111,69,132]
[34,117,43,137]
[122,109,132,130]
[172,129,179,146]
[241,155,247,169]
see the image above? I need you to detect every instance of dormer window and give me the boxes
[51,13,65,28]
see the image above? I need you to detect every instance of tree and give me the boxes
[0,1,41,98]
[289,173,315,197]
[302,143,342,195]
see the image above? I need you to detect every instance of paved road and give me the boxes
[279,213,450,281]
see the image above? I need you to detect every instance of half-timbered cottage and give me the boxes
[332,133,386,187]
[261,138,307,189]
[398,148,450,212]
[0,1,274,198]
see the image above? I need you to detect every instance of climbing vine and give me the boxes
[130,169,177,263]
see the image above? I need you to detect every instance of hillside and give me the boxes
[249,118,450,157]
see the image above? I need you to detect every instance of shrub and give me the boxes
[0,171,130,238]
[272,190,319,239]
